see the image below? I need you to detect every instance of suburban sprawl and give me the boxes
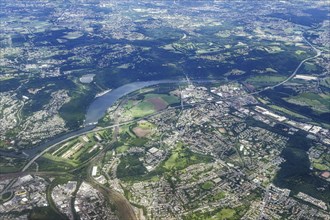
[0,0,329,219]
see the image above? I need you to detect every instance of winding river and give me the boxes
[0,35,320,158]
[0,80,179,158]
[84,80,178,125]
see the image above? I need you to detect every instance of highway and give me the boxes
[21,119,141,172]
[19,34,322,172]
[251,36,321,95]
[0,35,323,216]
[3,35,321,179]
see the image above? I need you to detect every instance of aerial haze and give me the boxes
[0,0,329,219]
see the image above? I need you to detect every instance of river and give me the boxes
[84,80,177,125]
[0,80,180,158]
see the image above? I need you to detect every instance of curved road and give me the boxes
[7,35,322,182]
[21,120,137,172]
[251,36,321,95]
[0,35,322,219]
[20,102,187,172]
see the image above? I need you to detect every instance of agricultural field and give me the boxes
[268,105,308,119]
[245,75,287,88]
[132,120,156,138]
[284,92,330,114]
[116,121,157,153]
[123,93,179,118]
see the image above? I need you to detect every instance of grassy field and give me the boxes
[0,157,26,173]
[124,93,179,118]
[117,155,147,179]
[62,31,83,40]
[246,75,286,83]
[257,97,270,104]
[268,105,308,119]
[303,62,317,72]
[132,120,156,138]
[43,153,78,166]
[313,163,329,171]
[0,191,12,203]
[126,101,156,118]
[116,145,130,153]
[245,75,287,88]
[51,139,79,157]
[38,131,107,171]
[285,92,330,114]
[37,155,76,172]
[137,120,155,129]
[214,208,236,220]
[311,153,330,171]
[163,143,213,170]
[184,205,246,220]
[144,93,179,105]
[120,124,137,138]
[212,191,226,200]
[295,50,306,55]
[201,181,214,190]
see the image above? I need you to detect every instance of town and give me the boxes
[1,82,329,219]
[1,0,329,219]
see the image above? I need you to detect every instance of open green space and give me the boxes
[184,205,247,220]
[313,163,329,171]
[123,93,179,118]
[41,153,78,169]
[126,101,156,118]
[163,142,213,171]
[303,62,317,72]
[116,145,130,154]
[136,120,155,130]
[245,75,287,88]
[214,208,236,220]
[311,153,330,171]
[295,50,306,55]
[117,154,147,179]
[268,105,308,119]
[48,132,107,164]
[201,181,214,190]
[285,92,330,114]
[0,156,26,173]
[212,191,226,201]
[144,93,180,105]
[120,124,137,139]
[51,140,78,157]
[132,120,156,138]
